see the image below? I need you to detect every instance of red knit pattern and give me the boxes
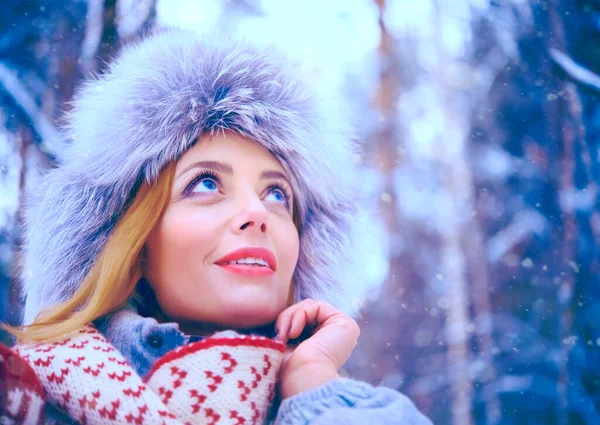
[11,325,285,425]
[0,343,46,424]
[145,336,285,425]
[147,337,285,379]
[13,325,185,425]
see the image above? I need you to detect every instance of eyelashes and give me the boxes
[265,182,293,207]
[183,169,293,209]
[184,170,219,194]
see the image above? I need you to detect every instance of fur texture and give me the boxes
[20,27,385,325]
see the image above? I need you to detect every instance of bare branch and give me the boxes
[550,48,600,92]
[487,209,547,263]
[80,0,105,74]
[116,0,155,40]
[0,63,61,157]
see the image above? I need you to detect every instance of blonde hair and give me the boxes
[4,156,301,343]
[4,161,177,342]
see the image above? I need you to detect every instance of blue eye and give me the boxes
[264,185,292,209]
[184,170,220,197]
[265,188,286,203]
[194,177,218,193]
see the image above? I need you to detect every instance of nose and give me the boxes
[231,190,268,235]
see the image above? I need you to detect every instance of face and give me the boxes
[144,132,300,333]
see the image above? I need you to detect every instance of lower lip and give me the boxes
[217,264,275,277]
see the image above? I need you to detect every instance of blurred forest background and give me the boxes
[1,0,600,424]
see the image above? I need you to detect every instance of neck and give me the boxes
[173,320,277,339]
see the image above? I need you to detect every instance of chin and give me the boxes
[219,300,284,329]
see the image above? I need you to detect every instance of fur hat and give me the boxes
[19,27,385,325]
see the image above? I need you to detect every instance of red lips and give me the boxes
[215,247,277,271]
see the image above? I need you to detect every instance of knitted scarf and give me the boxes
[2,325,285,425]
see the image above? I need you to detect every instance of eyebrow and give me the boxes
[260,170,289,183]
[177,161,233,179]
[176,160,291,185]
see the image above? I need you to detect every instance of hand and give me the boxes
[274,299,360,399]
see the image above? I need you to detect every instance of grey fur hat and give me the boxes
[19,27,385,325]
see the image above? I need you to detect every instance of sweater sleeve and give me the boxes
[273,378,433,425]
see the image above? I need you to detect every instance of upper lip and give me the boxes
[215,247,277,271]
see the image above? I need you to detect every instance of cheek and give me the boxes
[277,220,300,280]
[145,205,219,293]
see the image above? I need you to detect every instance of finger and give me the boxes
[286,299,337,342]
[276,299,341,342]
[288,309,309,340]
[295,299,340,329]
[275,304,300,342]
[274,316,289,343]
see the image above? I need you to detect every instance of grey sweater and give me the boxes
[88,309,433,425]
[273,378,433,425]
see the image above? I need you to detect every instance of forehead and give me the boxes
[176,132,286,173]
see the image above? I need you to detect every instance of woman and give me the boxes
[4,28,433,424]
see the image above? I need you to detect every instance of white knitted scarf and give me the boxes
[12,325,285,425]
